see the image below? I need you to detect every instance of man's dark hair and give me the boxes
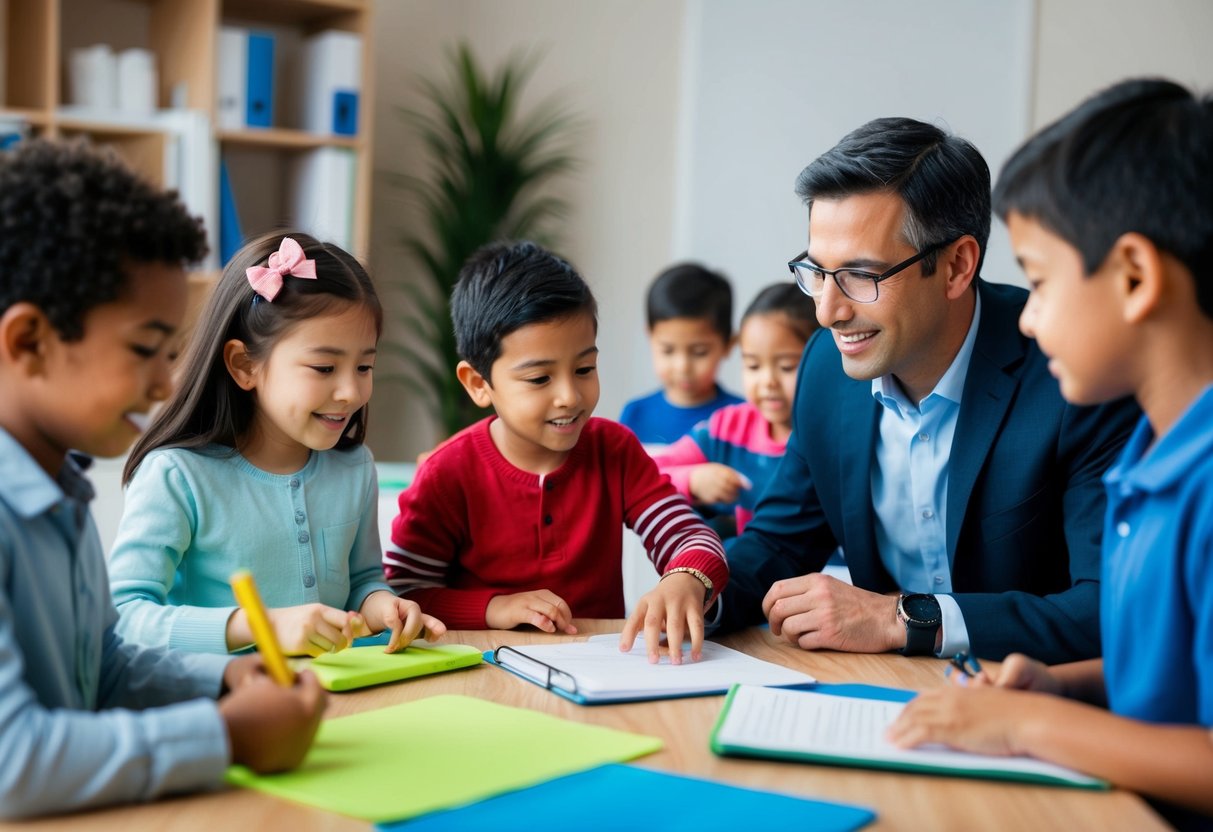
[794,117,991,277]
[645,263,733,340]
[994,77,1213,318]
[452,240,597,381]
[0,138,207,341]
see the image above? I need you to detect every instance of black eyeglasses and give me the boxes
[787,239,953,304]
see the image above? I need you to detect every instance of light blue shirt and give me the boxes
[0,427,231,819]
[110,444,391,653]
[871,293,981,657]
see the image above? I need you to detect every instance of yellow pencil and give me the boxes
[230,569,295,687]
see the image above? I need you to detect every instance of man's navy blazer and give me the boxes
[718,279,1140,663]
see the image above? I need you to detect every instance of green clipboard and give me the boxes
[710,684,1108,790]
[303,643,482,691]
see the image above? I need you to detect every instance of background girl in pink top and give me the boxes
[653,283,817,535]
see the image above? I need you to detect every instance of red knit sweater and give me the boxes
[384,417,728,628]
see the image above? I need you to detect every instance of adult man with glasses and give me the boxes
[713,117,1139,663]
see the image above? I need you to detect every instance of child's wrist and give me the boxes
[661,567,713,605]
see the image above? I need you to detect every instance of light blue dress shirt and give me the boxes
[871,293,981,657]
[110,443,391,653]
[0,427,231,819]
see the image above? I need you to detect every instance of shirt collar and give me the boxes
[1105,383,1213,494]
[0,427,94,518]
[872,289,982,413]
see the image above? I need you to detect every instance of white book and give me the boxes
[288,147,354,250]
[489,633,816,704]
[299,30,361,135]
[712,684,1108,789]
[216,26,247,130]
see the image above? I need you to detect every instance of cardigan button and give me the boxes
[543,514,553,525]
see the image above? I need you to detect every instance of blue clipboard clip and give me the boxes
[492,645,580,697]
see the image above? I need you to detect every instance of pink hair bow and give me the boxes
[245,237,317,302]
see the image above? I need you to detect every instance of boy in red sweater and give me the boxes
[385,241,728,663]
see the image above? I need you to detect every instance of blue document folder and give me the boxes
[245,32,275,127]
[377,764,875,832]
[332,89,358,135]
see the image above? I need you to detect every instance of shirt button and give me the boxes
[303,574,315,588]
[295,510,305,524]
[922,509,934,520]
[918,433,929,442]
[1117,521,1130,538]
[544,514,553,525]
[298,531,310,544]
[289,478,300,489]
[934,575,944,585]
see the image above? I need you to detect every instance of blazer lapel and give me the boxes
[946,282,1026,558]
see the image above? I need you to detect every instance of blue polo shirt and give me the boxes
[1101,384,1213,725]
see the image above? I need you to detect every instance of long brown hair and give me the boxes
[123,231,383,484]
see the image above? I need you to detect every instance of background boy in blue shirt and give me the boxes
[889,78,1213,826]
[0,140,325,818]
[620,263,742,444]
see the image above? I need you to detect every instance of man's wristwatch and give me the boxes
[897,593,941,656]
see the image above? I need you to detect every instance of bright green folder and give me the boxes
[304,644,482,691]
[224,694,663,822]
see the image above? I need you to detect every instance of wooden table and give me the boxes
[3,622,1168,831]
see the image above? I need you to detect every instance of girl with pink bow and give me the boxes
[109,232,445,657]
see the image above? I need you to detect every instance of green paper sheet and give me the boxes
[224,694,663,822]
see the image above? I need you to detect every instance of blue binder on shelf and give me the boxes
[218,158,243,266]
[331,90,358,136]
[378,764,875,832]
[245,31,275,128]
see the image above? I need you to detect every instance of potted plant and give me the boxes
[387,43,580,442]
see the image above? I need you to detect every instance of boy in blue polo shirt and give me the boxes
[889,78,1213,826]
[620,263,742,445]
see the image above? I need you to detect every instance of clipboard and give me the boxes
[710,683,1109,789]
[484,634,816,706]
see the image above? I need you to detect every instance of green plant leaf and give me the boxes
[387,41,580,438]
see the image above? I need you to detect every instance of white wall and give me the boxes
[1032,0,1213,128]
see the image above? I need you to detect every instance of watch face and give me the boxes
[902,594,941,626]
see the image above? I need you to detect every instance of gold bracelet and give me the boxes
[662,566,714,603]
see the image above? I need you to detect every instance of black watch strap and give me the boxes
[898,593,942,656]
[901,620,938,656]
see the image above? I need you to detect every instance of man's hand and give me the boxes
[762,573,902,652]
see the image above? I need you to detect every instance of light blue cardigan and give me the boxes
[109,443,391,653]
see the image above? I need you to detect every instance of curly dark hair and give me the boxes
[0,138,208,341]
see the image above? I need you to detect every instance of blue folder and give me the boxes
[332,90,358,135]
[245,32,275,128]
[377,764,875,832]
[218,159,243,265]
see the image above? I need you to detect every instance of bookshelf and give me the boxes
[0,0,373,273]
